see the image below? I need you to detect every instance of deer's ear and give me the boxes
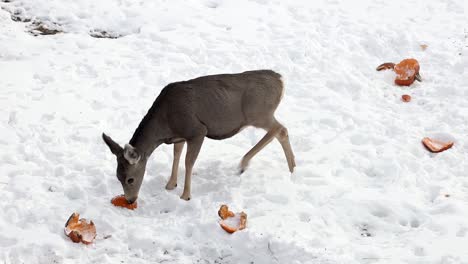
[124,144,141,165]
[102,133,123,155]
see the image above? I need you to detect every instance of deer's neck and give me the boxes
[129,106,169,158]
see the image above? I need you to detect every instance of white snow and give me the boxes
[0,0,467,263]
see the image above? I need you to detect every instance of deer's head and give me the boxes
[102,133,146,203]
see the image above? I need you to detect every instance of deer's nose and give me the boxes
[124,192,138,204]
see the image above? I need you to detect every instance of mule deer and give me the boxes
[102,70,296,201]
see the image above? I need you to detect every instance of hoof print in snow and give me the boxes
[10,9,32,22]
[11,14,31,23]
[204,0,220,8]
[359,225,372,237]
[360,231,372,237]
[0,4,32,22]
[28,21,63,36]
[89,30,122,39]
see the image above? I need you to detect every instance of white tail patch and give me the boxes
[279,76,285,100]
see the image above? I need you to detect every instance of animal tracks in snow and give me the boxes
[0,0,466,263]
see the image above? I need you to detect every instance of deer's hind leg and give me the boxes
[240,119,295,173]
[275,123,296,173]
[240,119,282,173]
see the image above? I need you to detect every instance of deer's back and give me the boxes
[160,70,284,140]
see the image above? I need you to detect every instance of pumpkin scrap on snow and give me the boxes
[111,195,138,210]
[422,137,454,153]
[376,58,421,86]
[64,213,96,244]
[217,205,247,234]
[218,204,235,220]
[401,94,411,102]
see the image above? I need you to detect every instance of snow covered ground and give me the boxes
[0,0,467,263]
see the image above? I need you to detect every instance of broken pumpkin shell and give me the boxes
[64,213,96,244]
[394,59,421,86]
[376,58,421,86]
[422,137,454,153]
[376,62,396,71]
[111,195,137,210]
[219,212,248,234]
[219,221,238,233]
[238,212,247,230]
[218,205,247,234]
[218,204,235,220]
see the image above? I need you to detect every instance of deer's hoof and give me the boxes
[239,159,249,174]
[180,194,191,201]
[165,182,177,190]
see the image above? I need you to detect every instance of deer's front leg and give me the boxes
[180,135,205,201]
[166,141,185,190]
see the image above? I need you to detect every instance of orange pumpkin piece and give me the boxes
[217,205,247,234]
[394,59,421,86]
[422,137,454,153]
[219,221,238,234]
[111,195,137,210]
[376,58,421,86]
[64,213,96,244]
[219,215,248,234]
[238,212,247,230]
[218,205,235,220]
[376,62,396,71]
[402,94,411,102]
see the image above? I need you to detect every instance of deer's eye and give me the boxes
[127,178,134,184]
